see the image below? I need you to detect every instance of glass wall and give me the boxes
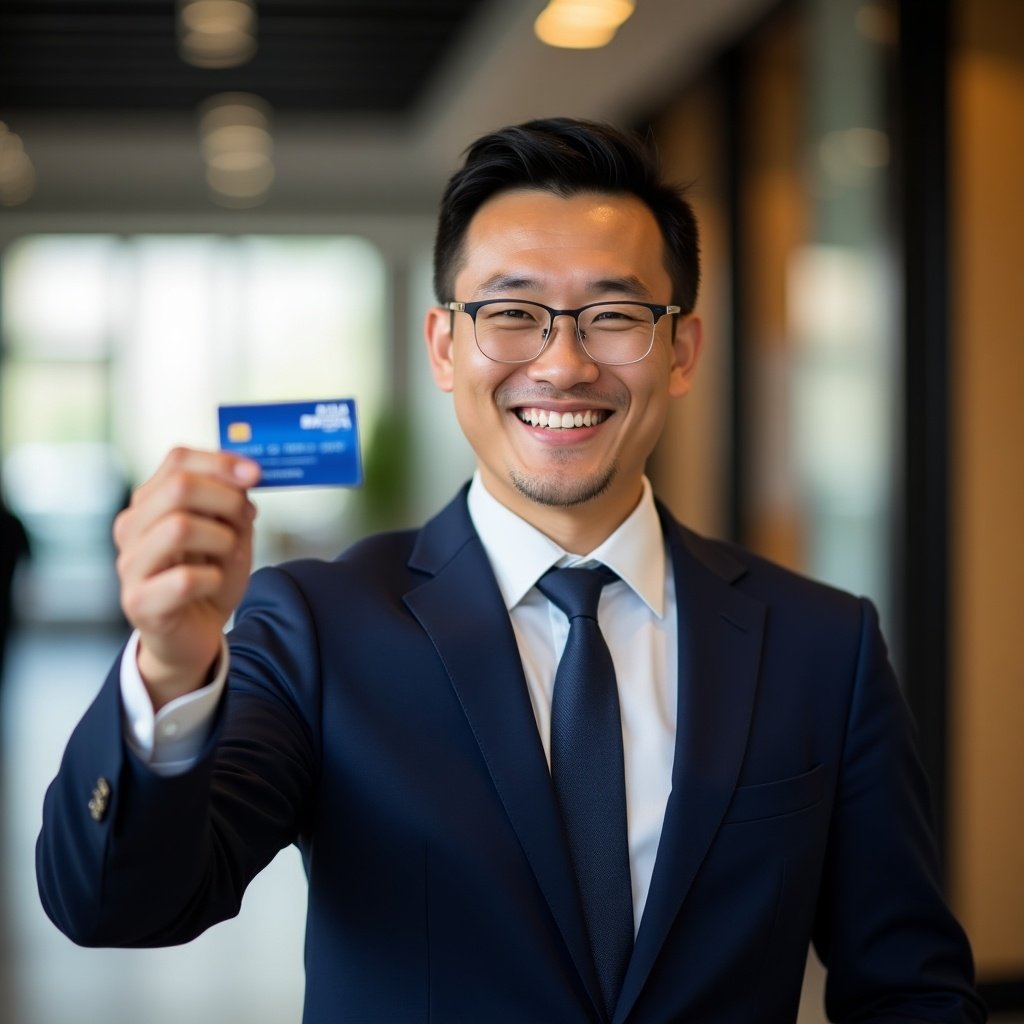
[741,0,899,627]
[0,233,387,623]
[653,0,899,630]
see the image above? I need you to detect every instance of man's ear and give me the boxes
[668,314,703,399]
[424,306,455,393]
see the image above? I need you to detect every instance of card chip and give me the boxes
[228,421,252,443]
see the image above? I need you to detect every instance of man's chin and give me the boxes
[508,465,617,509]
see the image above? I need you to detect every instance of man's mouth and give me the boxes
[516,407,609,430]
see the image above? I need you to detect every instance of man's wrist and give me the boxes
[137,642,221,713]
[121,632,229,773]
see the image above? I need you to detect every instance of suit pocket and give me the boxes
[723,763,825,824]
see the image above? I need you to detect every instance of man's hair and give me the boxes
[432,116,700,312]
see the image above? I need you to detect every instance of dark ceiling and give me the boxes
[0,0,489,116]
[0,0,767,214]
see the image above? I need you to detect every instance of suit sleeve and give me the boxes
[812,598,986,1022]
[35,565,321,948]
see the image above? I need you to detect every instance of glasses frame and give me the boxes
[446,298,682,366]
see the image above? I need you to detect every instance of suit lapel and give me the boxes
[403,491,605,1017]
[615,512,766,1022]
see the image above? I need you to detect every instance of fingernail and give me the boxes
[233,459,261,485]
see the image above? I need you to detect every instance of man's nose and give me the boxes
[527,314,600,385]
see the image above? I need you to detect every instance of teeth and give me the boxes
[517,408,606,429]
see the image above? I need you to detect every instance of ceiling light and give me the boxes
[534,0,636,49]
[205,161,275,204]
[198,93,274,207]
[178,0,257,69]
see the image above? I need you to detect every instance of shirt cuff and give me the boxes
[120,630,228,777]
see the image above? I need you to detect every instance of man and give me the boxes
[0,486,30,686]
[37,118,983,1023]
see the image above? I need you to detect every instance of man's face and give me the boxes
[425,188,701,541]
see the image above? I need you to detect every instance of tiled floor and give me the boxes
[1,626,1018,1024]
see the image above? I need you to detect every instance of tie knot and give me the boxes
[536,565,618,620]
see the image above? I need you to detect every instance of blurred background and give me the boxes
[0,0,1021,1021]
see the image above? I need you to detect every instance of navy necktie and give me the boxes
[536,565,634,1018]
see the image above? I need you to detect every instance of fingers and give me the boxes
[115,447,260,551]
[115,447,259,629]
[118,506,248,583]
[121,557,244,633]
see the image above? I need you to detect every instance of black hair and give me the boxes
[432,117,700,312]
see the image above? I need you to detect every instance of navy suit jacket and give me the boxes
[37,488,983,1022]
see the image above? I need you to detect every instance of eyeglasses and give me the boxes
[447,298,681,366]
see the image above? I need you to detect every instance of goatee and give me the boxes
[508,463,618,508]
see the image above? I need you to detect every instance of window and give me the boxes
[1,233,387,622]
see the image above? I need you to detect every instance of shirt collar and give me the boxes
[466,471,666,618]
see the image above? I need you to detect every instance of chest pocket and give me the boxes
[722,763,825,824]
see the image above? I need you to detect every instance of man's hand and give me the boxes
[114,447,261,711]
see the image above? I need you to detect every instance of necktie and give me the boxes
[536,566,633,1017]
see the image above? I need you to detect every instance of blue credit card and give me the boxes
[217,398,363,488]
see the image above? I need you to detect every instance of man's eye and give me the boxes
[485,306,539,323]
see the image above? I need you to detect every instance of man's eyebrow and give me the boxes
[588,276,654,299]
[475,274,541,296]
[473,274,656,299]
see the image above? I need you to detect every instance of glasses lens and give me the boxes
[472,301,549,362]
[578,303,656,364]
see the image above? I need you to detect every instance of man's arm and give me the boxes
[36,562,321,948]
[812,599,985,1023]
[34,446,276,945]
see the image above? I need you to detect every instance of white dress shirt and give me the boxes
[466,473,677,930]
[121,473,678,929]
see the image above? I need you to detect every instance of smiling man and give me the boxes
[427,187,701,550]
[37,118,984,1024]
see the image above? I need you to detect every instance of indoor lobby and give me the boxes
[1,0,1021,1020]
